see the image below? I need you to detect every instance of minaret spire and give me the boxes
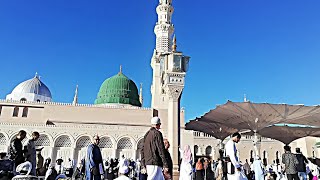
[72,85,78,105]
[172,34,177,52]
[154,0,174,53]
[139,83,143,106]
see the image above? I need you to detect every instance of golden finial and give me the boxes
[172,35,177,52]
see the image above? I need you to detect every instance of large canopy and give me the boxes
[185,119,238,140]
[186,101,320,142]
[245,125,320,144]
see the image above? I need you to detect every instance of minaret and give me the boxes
[154,0,174,53]
[139,83,143,106]
[150,0,190,172]
[72,85,78,105]
[151,0,175,109]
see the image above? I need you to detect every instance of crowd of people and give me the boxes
[217,132,320,180]
[1,119,320,180]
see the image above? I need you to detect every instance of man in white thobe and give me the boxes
[225,132,242,180]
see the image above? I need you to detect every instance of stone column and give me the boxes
[166,85,183,171]
[132,149,137,161]
[113,149,117,158]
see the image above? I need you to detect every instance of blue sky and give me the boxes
[0,0,320,121]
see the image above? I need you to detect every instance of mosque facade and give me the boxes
[0,0,318,170]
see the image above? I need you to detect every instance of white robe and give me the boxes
[225,139,240,169]
[253,160,264,180]
[179,160,193,180]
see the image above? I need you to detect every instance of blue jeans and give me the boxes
[298,172,307,180]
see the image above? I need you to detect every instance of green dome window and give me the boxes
[94,71,141,107]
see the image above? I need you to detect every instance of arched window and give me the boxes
[13,107,19,117]
[37,99,40,102]
[250,150,254,163]
[55,135,72,147]
[20,98,27,102]
[194,145,199,155]
[117,137,133,149]
[263,151,267,166]
[35,134,51,146]
[22,107,28,117]
[205,146,212,156]
[99,137,113,149]
[276,151,279,159]
[76,136,91,148]
[313,151,315,158]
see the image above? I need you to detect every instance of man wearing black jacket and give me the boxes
[141,117,169,180]
[295,148,308,180]
[9,130,27,166]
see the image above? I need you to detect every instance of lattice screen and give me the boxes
[35,134,50,146]
[99,137,113,148]
[117,137,133,149]
[0,133,6,145]
[55,135,72,147]
[76,136,91,148]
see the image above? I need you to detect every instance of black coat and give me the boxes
[141,127,168,168]
[9,138,24,166]
[295,153,308,172]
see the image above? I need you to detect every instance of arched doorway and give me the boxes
[99,136,114,159]
[53,135,73,163]
[117,137,133,159]
[75,136,91,163]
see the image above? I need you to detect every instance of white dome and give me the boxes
[6,74,52,102]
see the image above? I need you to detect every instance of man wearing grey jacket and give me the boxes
[24,131,40,176]
[282,145,299,180]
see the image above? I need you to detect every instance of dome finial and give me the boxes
[172,34,177,52]
[35,72,38,78]
[244,94,249,102]
[119,65,123,74]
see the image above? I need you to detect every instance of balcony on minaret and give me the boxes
[167,53,190,73]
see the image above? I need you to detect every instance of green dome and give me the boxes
[94,72,141,107]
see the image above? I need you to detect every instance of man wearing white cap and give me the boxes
[141,117,169,180]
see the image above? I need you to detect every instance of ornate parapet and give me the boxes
[0,99,152,110]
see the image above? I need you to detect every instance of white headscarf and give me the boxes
[16,161,32,175]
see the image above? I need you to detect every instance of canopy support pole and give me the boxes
[253,132,261,157]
